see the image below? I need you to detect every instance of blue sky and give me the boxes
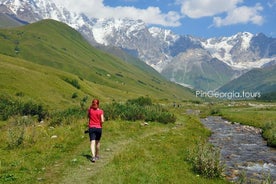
[56,0,276,38]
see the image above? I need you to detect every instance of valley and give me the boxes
[0,1,275,183]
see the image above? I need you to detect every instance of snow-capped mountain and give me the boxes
[161,32,275,90]
[0,0,98,43]
[1,0,275,90]
[201,32,276,70]
[91,18,174,71]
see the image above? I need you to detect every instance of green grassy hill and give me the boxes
[219,65,276,100]
[0,19,195,110]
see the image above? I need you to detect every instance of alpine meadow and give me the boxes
[0,19,275,184]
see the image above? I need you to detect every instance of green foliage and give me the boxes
[7,126,25,148]
[186,142,225,178]
[126,96,152,106]
[71,92,78,99]
[80,96,88,110]
[48,107,85,127]
[210,108,222,116]
[6,116,34,149]
[262,122,276,147]
[102,97,176,123]
[0,95,47,121]
[63,77,80,89]
[144,105,176,123]
[0,174,17,182]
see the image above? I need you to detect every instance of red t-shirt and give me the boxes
[88,108,103,128]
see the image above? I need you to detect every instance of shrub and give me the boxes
[101,102,125,120]
[80,96,88,110]
[21,101,47,121]
[186,142,225,178]
[144,105,176,123]
[49,107,85,126]
[126,96,152,106]
[7,126,25,149]
[6,116,34,149]
[210,108,221,116]
[262,124,276,147]
[121,104,145,121]
[156,111,176,124]
[102,97,176,124]
[71,92,78,99]
[0,95,47,121]
[63,77,80,89]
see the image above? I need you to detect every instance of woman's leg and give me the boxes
[90,140,96,158]
[95,140,100,158]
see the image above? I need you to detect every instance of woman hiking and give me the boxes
[87,99,104,162]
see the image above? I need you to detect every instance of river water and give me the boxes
[201,116,276,183]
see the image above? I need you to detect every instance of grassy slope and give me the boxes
[0,54,128,110]
[0,19,195,110]
[219,65,276,94]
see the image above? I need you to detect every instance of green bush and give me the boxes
[144,105,176,123]
[263,123,276,147]
[121,104,145,121]
[102,97,176,124]
[0,95,47,121]
[49,107,85,126]
[63,77,80,89]
[210,108,221,116]
[186,142,225,178]
[71,92,78,99]
[101,102,125,120]
[126,96,152,106]
[6,116,34,149]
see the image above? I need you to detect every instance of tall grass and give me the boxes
[186,142,225,178]
[6,116,35,149]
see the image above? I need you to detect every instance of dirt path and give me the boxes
[57,126,169,184]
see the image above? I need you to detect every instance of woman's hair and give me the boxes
[91,99,99,109]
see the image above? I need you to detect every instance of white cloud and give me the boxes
[53,0,181,27]
[178,0,264,26]
[52,0,265,28]
[213,4,264,27]
[178,0,243,18]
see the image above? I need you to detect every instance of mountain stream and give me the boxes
[200,116,276,183]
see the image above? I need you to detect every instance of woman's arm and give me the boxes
[101,114,104,123]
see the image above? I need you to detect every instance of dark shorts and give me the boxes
[89,128,102,141]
